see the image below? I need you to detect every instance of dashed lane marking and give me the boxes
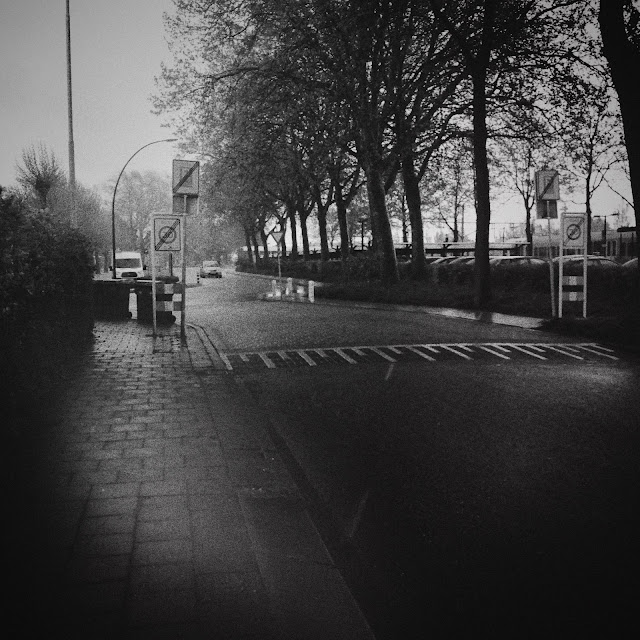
[217,342,624,371]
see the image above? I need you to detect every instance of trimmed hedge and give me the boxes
[1,190,95,436]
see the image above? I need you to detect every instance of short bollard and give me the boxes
[308,280,315,303]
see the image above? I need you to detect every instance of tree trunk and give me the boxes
[316,204,330,262]
[288,201,299,259]
[331,167,351,264]
[243,227,254,265]
[599,1,639,266]
[525,204,533,256]
[251,233,260,265]
[471,67,492,307]
[299,210,310,260]
[401,155,426,278]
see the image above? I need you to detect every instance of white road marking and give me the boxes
[403,346,436,361]
[298,351,317,366]
[219,353,234,370]
[220,342,619,370]
[369,347,396,362]
[478,345,511,360]
[334,348,357,364]
[505,344,547,360]
[441,345,473,360]
[544,344,584,360]
[258,352,276,368]
[577,345,618,360]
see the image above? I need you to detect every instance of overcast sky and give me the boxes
[0,1,632,225]
[0,0,179,192]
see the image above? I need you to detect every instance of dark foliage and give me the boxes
[1,188,95,437]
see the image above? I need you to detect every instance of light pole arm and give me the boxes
[111,138,176,278]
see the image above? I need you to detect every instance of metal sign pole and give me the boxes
[583,223,588,318]
[181,198,187,340]
[559,213,564,319]
[547,203,556,318]
[151,229,157,338]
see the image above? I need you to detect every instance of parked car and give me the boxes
[622,257,638,269]
[489,256,546,266]
[199,260,222,278]
[113,251,146,279]
[552,255,622,268]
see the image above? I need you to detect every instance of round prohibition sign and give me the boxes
[566,223,582,241]
[159,225,177,245]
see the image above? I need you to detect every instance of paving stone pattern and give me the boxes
[16,321,373,640]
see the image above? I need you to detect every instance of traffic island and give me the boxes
[263,278,316,303]
[92,279,132,319]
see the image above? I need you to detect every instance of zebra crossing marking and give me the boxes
[334,348,357,364]
[403,345,436,361]
[478,345,510,360]
[218,343,624,371]
[507,344,547,360]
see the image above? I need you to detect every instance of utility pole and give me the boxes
[66,0,76,226]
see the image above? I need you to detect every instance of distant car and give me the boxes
[489,256,546,267]
[622,257,638,269]
[199,260,222,278]
[552,255,622,268]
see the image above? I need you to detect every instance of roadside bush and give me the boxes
[1,188,95,436]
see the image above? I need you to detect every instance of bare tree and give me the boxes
[16,143,65,210]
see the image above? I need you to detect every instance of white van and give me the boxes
[114,252,145,279]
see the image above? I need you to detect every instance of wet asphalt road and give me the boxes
[188,271,640,638]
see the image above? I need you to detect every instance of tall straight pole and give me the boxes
[181,197,187,341]
[151,230,157,338]
[66,0,76,226]
[547,203,556,317]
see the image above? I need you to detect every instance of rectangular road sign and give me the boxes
[153,216,182,252]
[562,212,586,249]
[172,160,199,196]
[535,170,560,201]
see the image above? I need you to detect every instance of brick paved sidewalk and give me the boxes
[9,320,374,640]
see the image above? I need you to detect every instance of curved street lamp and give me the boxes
[111,138,177,278]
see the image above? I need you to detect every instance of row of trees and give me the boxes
[154,0,638,306]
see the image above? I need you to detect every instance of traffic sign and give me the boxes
[562,213,586,249]
[153,216,182,252]
[172,160,199,196]
[535,170,560,201]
